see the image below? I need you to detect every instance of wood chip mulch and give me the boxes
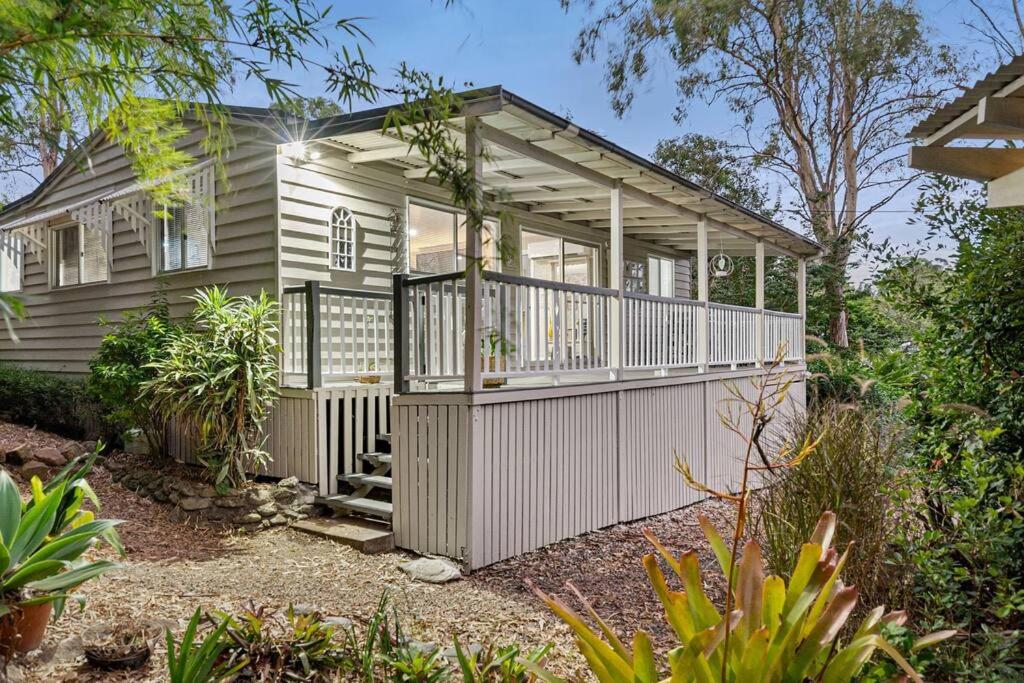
[469,498,740,653]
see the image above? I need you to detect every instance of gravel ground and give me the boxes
[2,421,736,681]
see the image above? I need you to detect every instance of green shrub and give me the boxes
[88,294,179,458]
[0,363,100,438]
[144,287,279,489]
[755,402,908,610]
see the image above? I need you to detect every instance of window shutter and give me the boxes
[163,207,184,271]
[189,164,215,254]
[0,232,22,292]
[81,225,109,283]
[57,227,80,287]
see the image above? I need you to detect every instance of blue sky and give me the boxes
[228,0,999,279]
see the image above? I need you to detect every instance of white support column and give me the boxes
[609,182,625,380]
[696,219,709,372]
[797,257,807,361]
[755,239,765,365]
[464,116,484,393]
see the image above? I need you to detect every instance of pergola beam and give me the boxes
[978,96,1024,134]
[909,145,1024,182]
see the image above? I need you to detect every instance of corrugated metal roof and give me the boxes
[909,55,1024,139]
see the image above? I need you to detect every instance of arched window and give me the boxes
[330,206,356,271]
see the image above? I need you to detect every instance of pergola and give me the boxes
[909,55,1024,208]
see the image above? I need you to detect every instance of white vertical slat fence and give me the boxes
[708,303,759,367]
[623,293,703,369]
[764,310,804,361]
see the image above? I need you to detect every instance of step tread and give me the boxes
[377,433,391,444]
[338,473,393,489]
[320,495,393,518]
[359,452,392,465]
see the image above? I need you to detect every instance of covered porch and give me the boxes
[278,87,816,392]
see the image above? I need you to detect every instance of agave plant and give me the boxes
[0,466,123,619]
[534,511,956,683]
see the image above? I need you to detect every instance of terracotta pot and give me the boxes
[481,356,507,388]
[0,601,53,656]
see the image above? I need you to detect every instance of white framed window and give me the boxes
[407,201,499,274]
[330,206,356,271]
[159,202,209,272]
[53,223,108,287]
[519,229,599,286]
[0,234,23,293]
[648,256,675,297]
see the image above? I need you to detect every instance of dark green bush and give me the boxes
[0,362,102,438]
[88,295,179,457]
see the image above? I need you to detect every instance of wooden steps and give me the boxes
[292,516,394,554]
[338,473,392,490]
[319,495,393,520]
[323,432,394,523]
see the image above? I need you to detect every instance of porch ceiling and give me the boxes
[306,89,821,258]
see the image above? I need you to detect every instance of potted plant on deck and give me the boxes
[356,360,381,384]
[0,455,123,656]
[481,327,513,389]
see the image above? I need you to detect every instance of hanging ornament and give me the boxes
[710,236,734,278]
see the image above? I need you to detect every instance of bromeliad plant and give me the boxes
[0,454,123,621]
[532,348,956,682]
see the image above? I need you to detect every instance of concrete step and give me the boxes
[319,494,393,521]
[359,452,392,467]
[338,473,393,490]
[291,516,394,554]
[377,432,391,445]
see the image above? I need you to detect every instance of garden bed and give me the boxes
[1,420,735,681]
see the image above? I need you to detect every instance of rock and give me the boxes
[81,440,98,454]
[272,487,297,504]
[215,494,248,509]
[256,502,278,517]
[279,476,299,488]
[31,446,66,467]
[249,487,274,503]
[237,512,263,525]
[268,514,288,526]
[123,430,150,456]
[291,604,318,615]
[59,441,85,460]
[399,557,462,584]
[323,616,353,629]
[179,496,211,511]
[20,460,50,480]
[6,442,32,466]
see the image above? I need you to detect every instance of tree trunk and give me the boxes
[823,241,850,348]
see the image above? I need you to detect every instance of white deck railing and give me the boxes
[285,272,805,389]
[481,272,615,378]
[765,310,804,361]
[709,302,760,367]
[283,283,393,386]
[624,293,703,370]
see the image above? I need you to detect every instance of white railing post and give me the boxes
[696,219,709,372]
[464,117,484,393]
[609,182,625,381]
[797,257,807,361]
[755,239,765,366]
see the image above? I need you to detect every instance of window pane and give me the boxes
[330,207,355,271]
[408,204,455,274]
[660,258,674,297]
[456,216,499,270]
[185,202,209,269]
[519,230,561,281]
[162,207,184,271]
[564,241,598,286]
[81,226,108,284]
[57,227,79,287]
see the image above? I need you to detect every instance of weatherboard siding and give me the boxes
[0,124,279,375]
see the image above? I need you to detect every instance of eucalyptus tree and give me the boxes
[564,0,963,346]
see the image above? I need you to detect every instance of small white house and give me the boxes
[0,88,819,569]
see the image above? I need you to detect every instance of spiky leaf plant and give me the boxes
[533,511,955,683]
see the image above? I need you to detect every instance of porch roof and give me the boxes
[303,87,821,259]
